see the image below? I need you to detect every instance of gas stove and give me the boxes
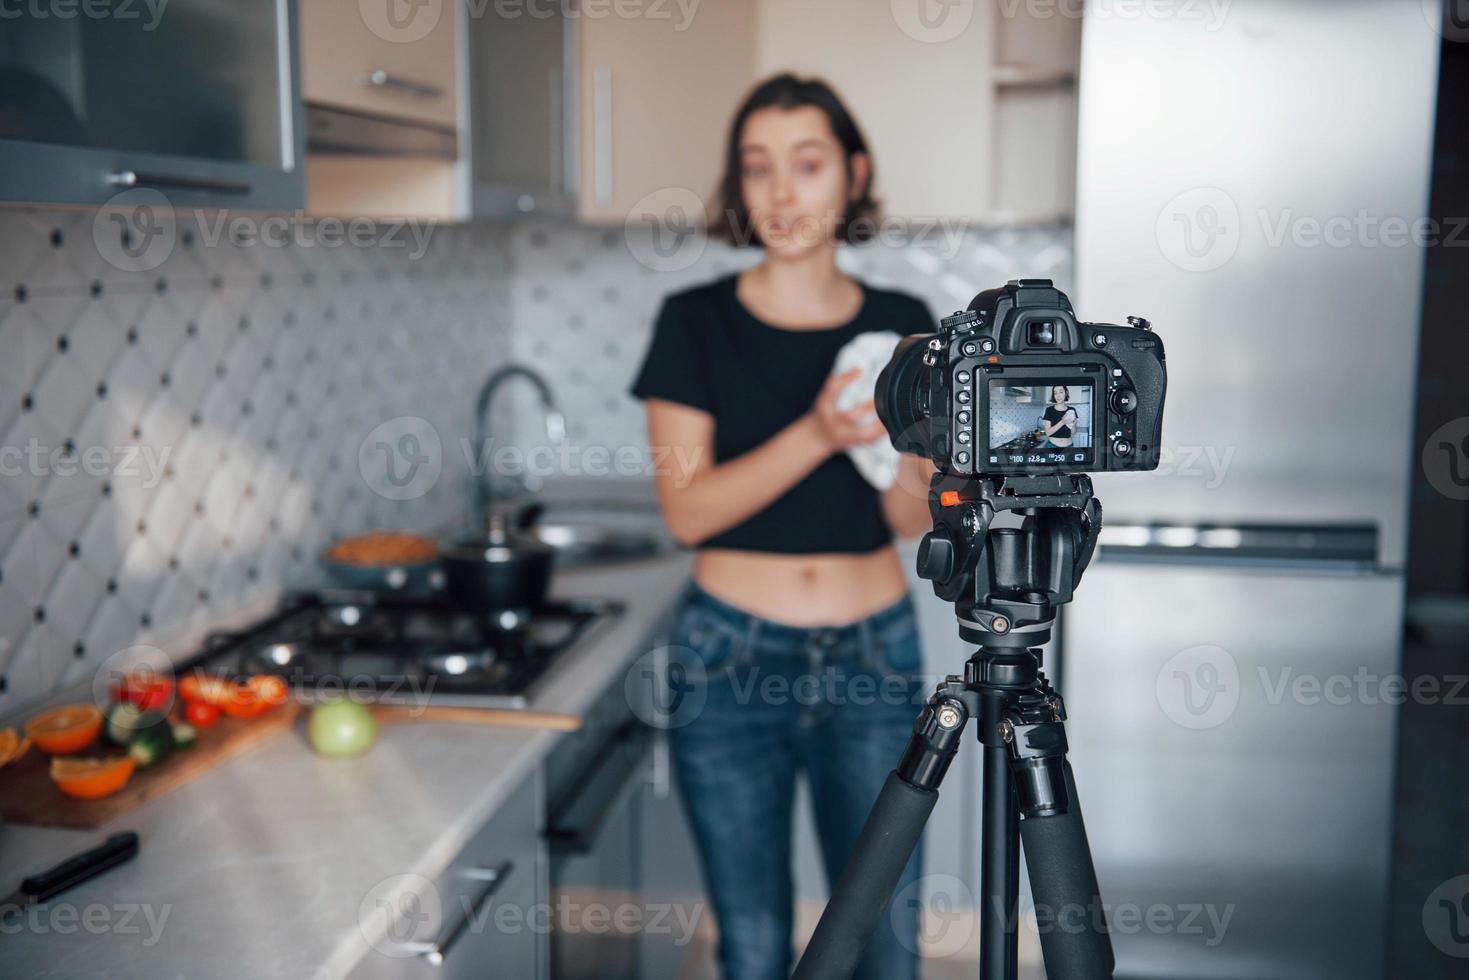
[183,591,626,709]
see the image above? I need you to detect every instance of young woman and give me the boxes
[629,74,936,980]
[1041,385,1079,448]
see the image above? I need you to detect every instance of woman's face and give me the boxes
[738,106,868,260]
[1051,386,1068,405]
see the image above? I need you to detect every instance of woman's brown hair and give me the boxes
[710,73,879,246]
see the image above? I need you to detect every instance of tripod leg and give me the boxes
[792,691,970,980]
[980,742,1020,980]
[1018,761,1114,979]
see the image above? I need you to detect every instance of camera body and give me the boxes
[877,279,1166,477]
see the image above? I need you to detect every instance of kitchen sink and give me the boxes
[528,498,673,569]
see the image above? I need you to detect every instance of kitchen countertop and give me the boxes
[0,549,694,980]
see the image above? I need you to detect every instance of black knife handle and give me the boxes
[19,832,139,901]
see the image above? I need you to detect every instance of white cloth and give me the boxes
[832,331,903,491]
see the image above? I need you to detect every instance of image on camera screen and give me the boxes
[987,380,1095,467]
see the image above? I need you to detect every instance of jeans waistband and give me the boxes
[678,578,916,653]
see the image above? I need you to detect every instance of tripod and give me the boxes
[793,472,1114,980]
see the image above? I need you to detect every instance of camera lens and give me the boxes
[1028,320,1056,346]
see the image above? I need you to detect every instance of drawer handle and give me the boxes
[106,170,253,194]
[421,860,514,966]
[366,69,445,100]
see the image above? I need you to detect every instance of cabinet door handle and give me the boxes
[592,67,613,207]
[421,860,515,967]
[548,65,562,196]
[107,170,253,194]
[366,69,445,100]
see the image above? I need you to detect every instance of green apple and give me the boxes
[307,699,377,758]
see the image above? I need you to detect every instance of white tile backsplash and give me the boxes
[0,207,513,714]
[501,221,1073,480]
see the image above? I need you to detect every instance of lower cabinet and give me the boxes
[352,771,547,980]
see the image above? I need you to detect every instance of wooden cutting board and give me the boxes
[368,704,581,732]
[0,704,300,830]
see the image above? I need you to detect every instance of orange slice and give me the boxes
[26,704,104,755]
[50,755,135,799]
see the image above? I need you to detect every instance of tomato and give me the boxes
[179,672,232,706]
[219,686,268,719]
[112,672,174,712]
[248,675,289,707]
[184,700,220,728]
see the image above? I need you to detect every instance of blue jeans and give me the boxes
[666,579,927,980]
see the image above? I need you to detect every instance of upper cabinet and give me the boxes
[0,1,1079,223]
[299,0,459,130]
[757,0,1079,224]
[469,0,1077,226]
[298,0,463,220]
[0,0,304,210]
[572,3,756,224]
[467,2,575,217]
[467,3,755,222]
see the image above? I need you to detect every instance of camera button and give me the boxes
[1113,438,1133,457]
[979,339,995,353]
[957,431,971,444]
[1093,333,1108,347]
[1112,388,1138,414]
[957,410,971,425]
[962,341,979,356]
[956,370,971,385]
[956,390,971,404]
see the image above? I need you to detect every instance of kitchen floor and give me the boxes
[676,901,1046,979]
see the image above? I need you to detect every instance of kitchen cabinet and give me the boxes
[573,3,756,224]
[468,0,756,222]
[351,771,548,980]
[463,0,1080,224]
[757,0,1077,222]
[467,0,576,217]
[0,0,304,210]
[299,0,459,129]
[297,0,463,221]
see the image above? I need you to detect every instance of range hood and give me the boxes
[305,102,457,160]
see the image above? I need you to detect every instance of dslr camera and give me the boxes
[876,279,1165,477]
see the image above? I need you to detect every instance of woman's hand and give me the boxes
[809,367,886,454]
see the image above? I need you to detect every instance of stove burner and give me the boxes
[187,592,624,707]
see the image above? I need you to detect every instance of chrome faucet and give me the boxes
[472,364,566,526]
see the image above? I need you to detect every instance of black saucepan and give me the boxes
[440,504,554,612]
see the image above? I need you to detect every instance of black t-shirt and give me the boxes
[1043,404,1076,439]
[628,273,933,554]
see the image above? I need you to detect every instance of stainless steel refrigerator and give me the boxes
[1066,2,1440,977]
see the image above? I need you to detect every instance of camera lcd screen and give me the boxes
[987,380,1095,468]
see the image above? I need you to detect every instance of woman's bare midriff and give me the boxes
[692,546,909,626]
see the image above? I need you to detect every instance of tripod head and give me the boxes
[914,472,1102,647]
